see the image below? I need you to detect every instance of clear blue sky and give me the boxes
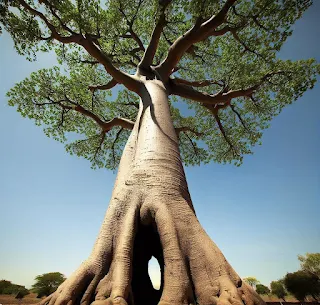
[0,3,319,290]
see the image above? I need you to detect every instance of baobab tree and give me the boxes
[1,1,319,305]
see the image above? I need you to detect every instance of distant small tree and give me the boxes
[0,280,29,296]
[298,253,320,279]
[284,271,320,301]
[243,277,260,289]
[271,280,287,301]
[32,272,66,298]
[0,280,12,294]
[256,284,270,295]
[13,286,29,297]
[15,289,29,300]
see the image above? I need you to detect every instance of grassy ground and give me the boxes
[261,295,298,302]
[0,293,40,305]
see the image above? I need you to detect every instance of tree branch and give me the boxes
[88,79,118,92]
[17,0,142,94]
[139,15,166,68]
[72,102,135,132]
[211,25,233,36]
[123,102,139,109]
[56,108,68,130]
[157,0,238,77]
[129,29,145,51]
[40,0,78,35]
[174,78,225,88]
[212,111,239,157]
[34,96,135,132]
[118,3,145,52]
[229,29,266,60]
[94,132,106,159]
[170,80,226,105]
[111,127,124,167]
[81,38,141,93]
[222,71,289,100]
[232,3,273,32]
[139,0,172,69]
[162,30,200,60]
[80,59,100,65]
[171,71,288,106]
[17,0,81,44]
[184,132,201,164]
[102,117,134,132]
[175,126,203,137]
[229,104,252,134]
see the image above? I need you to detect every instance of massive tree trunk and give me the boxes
[42,79,265,305]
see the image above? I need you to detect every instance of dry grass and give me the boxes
[0,293,40,305]
[261,295,298,302]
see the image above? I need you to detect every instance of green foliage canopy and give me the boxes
[270,280,287,301]
[0,280,29,296]
[284,271,320,301]
[32,272,66,298]
[256,284,270,295]
[15,290,29,299]
[1,0,319,169]
[0,280,12,293]
[298,253,320,279]
[243,277,259,288]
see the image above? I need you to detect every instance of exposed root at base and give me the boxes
[40,260,106,305]
[92,297,128,305]
[39,196,266,305]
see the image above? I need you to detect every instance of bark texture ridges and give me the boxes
[40,80,266,305]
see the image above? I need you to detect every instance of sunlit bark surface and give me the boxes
[40,80,265,305]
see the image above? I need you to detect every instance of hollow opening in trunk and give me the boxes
[131,221,163,305]
[148,256,161,290]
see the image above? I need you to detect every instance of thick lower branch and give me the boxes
[17,0,142,94]
[34,97,134,132]
[139,1,172,69]
[174,78,225,88]
[170,71,290,107]
[102,117,134,132]
[81,39,142,94]
[170,80,227,105]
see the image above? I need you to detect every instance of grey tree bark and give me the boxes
[41,79,265,305]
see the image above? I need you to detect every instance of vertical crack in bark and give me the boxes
[185,258,197,305]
